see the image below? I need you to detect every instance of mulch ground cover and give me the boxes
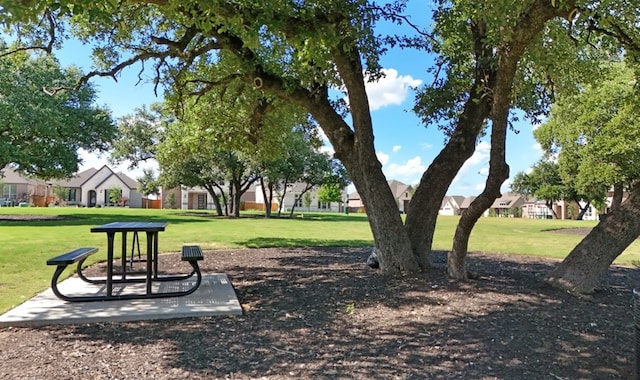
[0,246,638,379]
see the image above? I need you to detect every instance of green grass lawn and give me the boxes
[0,206,637,313]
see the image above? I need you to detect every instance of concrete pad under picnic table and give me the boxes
[0,273,242,327]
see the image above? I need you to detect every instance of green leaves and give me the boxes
[0,50,115,178]
[534,61,640,200]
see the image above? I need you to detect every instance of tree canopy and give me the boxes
[3,0,640,291]
[0,46,115,178]
[535,62,640,200]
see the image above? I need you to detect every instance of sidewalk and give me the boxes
[0,273,242,327]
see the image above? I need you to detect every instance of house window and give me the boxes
[294,195,303,208]
[317,201,329,209]
[2,184,17,200]
[65,188,77,202]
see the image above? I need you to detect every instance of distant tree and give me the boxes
[0,47,115,178]
[108,186,122,205]
[303,192,312,211]
[137,168,160,199]
[110,104,168,169]
[165,192,178,209]
[317,183,343,207]
[51,183,67,205]
[511,158,595,220]
[536,62,640,292]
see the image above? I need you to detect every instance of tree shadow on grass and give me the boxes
[47,247,638,379]
[238,237,373,248]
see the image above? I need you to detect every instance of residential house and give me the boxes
[521,197,555,219]
[0,166,49,206]
[163,181,348,212]
[459,196,477,215]
[388,180,413,214]
[1,165,142,207]
[278,182,346,213]
[161,183,260,211]
[439,195,465,216]
[347,180,413,214]
[56,165,142,207]
[347,192,364,213]
[486,192,525,217]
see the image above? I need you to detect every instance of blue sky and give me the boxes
[53,13,544,197]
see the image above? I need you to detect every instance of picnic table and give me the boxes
[47,221,204,302]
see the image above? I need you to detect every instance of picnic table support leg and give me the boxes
[635,289,640,380]
[106,232,115,297]
[146,231,153,295]
[121,231,127,281]
[50,265,69,301]
[153,232,159,280]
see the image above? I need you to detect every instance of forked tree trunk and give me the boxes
[405,21,495,269]
[546,184,640,293]
[448,1,572,279]
[302,44,419,274]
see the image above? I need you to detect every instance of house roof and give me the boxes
[387,180,411,199]
[116,172,138,190]
[58,165,138,189]
[440,195,465,209]
[58,167,98,188]
[459,196,477,208]
[0,166,45,185]
[490,192,525,209]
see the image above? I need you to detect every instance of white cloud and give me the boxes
[421,143,433,150]
[478,167,489,176]
[384,156,426,183]
[319,144,335,156]
[452,141,490,185]
[365,68,422,111]
[377,152,390,166]
[454,141,491,181]
[392,145,402,153]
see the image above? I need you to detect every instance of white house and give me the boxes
[255,182,346,213]
[439,195,465,216]
[348,180,413,214]
[57,165,142,207]
[1,165,142,207]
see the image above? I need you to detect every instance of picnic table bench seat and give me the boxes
[47,247,99,302]
[46,244,206,302]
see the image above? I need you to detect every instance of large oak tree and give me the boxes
[0,47,115,178]
[3,0,638,287]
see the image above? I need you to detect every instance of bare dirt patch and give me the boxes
[0,214,78,222]
[0,247,637,379]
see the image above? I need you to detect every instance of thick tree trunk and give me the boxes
[405,21,495,270]
[449,124,510,279]
[448,1,569,279]
[611,182,623,211]
[546,184,640,293]
[323,44,419,275]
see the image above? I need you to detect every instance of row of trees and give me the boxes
[2,0,639,293]
[111,101,349,217]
